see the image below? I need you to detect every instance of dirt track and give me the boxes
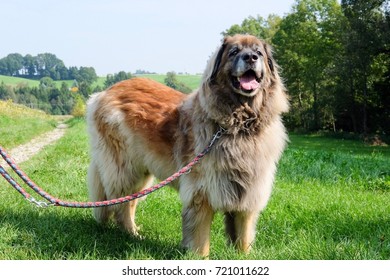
[1,123,68,166]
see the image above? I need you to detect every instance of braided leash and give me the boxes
[0,126,226,208]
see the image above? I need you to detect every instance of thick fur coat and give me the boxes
[86,34,289,257]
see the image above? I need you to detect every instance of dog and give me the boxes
[86,34,289,257]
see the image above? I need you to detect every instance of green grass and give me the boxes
[0,75,107,90]
[1,74,202,91]
[135,74,202,90]
[0,100,57,149]
[0,119,389,259]
[268,134,390,259]
[0,75,74,88]
[0,75,41,87]
[92,77,106,89]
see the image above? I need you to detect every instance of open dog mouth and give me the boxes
[232,70,261,95]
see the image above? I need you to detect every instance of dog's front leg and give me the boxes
[181,191,214,257]
[225,210,259,253]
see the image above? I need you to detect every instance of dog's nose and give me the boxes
[243,52,259,63]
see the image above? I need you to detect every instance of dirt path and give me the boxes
[1,123,68,166]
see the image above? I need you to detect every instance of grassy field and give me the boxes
[0,74,75,89]
[136,74,202,90]
[0,118,389,260]
[0,74,202,91]
[0,75,41,88]
[0,100,57,149]
[73,75,202,91]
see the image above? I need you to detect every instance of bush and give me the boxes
[71,95,86,117]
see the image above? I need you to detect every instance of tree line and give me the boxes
[0,52,98,83]
[224,0,389,136]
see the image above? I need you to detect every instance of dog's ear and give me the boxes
[210,39,227,83]
[263,42,275,74]
[268,58,274,73]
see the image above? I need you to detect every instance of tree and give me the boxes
[104,71,132,88]
[35,53,65,79]
[0,82,8,99]
[1,53,24,76]
[23,54,36,77]
[57,65,69,80]
[337,0,389,134]
[222,15,282,43]
[164,71,179,89]
[164,71,192,94]
[71,95,86,117]
[0,82,16,101]
[78,81,92,98]
[77,66,98,85]
[39,77,55,89]
[68,66,80,80]
[273,0,344,130]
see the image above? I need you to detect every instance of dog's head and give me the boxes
[205,34,276,98]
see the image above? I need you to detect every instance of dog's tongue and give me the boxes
[240,72,259,91]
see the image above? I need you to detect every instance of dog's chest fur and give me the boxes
[176,94,285,212]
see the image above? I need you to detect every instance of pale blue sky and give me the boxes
[1,0,296,75]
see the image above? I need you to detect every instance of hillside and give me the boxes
[0,74,202,91]
[0,75,74,88]
[0,75,41,88]
[136,74,202,90]
[0,73,202,116]
[0,100,57,149]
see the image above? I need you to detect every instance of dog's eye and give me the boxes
[256,50,263,56]
[229,48,239,57]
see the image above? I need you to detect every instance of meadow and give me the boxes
[0,111,389,259]
[136,74,202,90]
[0,74,202,91]
[0,74,74,89]
[0,100,57,149]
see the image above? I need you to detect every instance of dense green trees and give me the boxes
[273,0,344,131]
[0,80,76,115]
[222,15,282,43]
[104,71,132,88]
[224,0,389,135]
[337,0,390,134]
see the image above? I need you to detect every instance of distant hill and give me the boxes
[0,73,202,117]
[136,74,202,90]
[0,75,41,88]
[0,75,74,88]
[0,74,202,91]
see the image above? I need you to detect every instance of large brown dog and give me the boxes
[86,34,289,257]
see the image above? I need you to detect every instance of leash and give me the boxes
[0,126,226,208]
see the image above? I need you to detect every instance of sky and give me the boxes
[1,0,296,76]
